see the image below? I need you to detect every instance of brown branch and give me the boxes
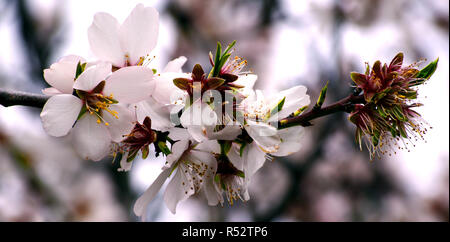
[0,88,366,129]
[278,93,366,129]
[0,89,48,108]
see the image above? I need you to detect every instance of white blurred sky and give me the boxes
[0,0,448,220]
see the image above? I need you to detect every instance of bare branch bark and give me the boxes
[0,89,48,108]
[278,93,365,128]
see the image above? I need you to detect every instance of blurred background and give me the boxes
[0,0,448,221]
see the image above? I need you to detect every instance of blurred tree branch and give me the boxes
[0,89,48,108]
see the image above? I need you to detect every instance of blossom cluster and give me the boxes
[39,4,310,216]
[349,53,438,159]
[38,4,437,218]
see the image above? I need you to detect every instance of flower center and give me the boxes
[221,56,247,75]
[75,81,119,126]
[244,100,270,121]
[84,93,118,126]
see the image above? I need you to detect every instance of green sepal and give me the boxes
[371,130,380,147]
[217,53,231,72]
[315,81,328,109]
[350,72,366,86]
[222,40,236,56]
[236,170,245,178]
[212,42,222,77]
[214,174,226,190]
[158,141,172,156]
[75,61,87,80]
[127,149,139,162]
[173,78,191,90]
[293,105,308,116]
[377,105,388,118]
[365,62,370,75]
[152,69,157,74]
[76,105,88,121]
[75,89,87,100]
[168,162,179,177]
[398,123,408,138]
[219,140,232,155]
[141,145,149,159]
[266,96,285,121]
[392,105,407,122]
[401,90,418,100]
[416,58,439,80]
[389,123,398,137]
[206,77,225,90]
[239,142,247,157]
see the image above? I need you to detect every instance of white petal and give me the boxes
[194,140,220,154]
[163,165,195,214]
[185,125,210,142]
[42,87,62,96]
[134,98,173,131]
[167,127,191,141]
[227,145,244,170]
[153,72,190,105]
[133,168,171,217]
[88,12,124,67]
[191,149,221,206]
[203,178,222,206]
[103,104,135,142]
[180,101,218,142]
[73,62,112,91]
[103,66,154,104]
[234,74,257,89]
[43,56,84,94]
[40,94,82,137]
[267,85,310,122]
[207,124,242,140]
[120,4,159,65]
[271,126,304,156]
[245,143,266,178]
[59,55,86,63]
[165,140,189,169]
[71,114,112,161]
[244,120,280,153]
[118,152,133,172]
[162,56,187,73]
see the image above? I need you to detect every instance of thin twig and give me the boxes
[278,93,365,128]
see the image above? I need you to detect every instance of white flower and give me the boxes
[88,4,159,68]
[179,98,243,142]
[241,85,310,154]
[176,74,256,142]
[233,74,258,98]
[134,137,219,217]
[42,55,86,95]
[204,142,267,206]
[40,61,154,161]
[134,56,189,131]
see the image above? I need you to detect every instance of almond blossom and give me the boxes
[88,4,159,68]
[40,61,154,161]
[240,85,310,154]
[134,137,219,216]
[134,56,189,131]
